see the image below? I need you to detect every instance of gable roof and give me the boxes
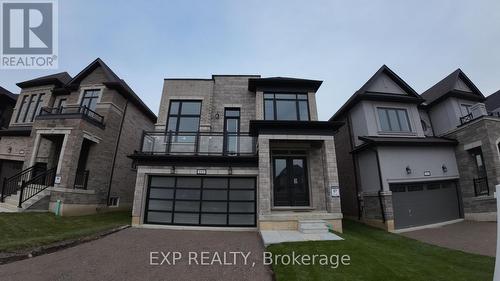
[330,65,423,121]
[0,86,18,102]
[65,58,156,122]
[421,69,485,107]
[16,72,72,88]
[485,90,500,112]
[248,77,323,92]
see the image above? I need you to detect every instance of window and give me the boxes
[30,94,45,122]
[224,108,240,155]
[15,94,42,123]
[108,196,120,207]
[377,107,411,132]
[80,90,100,111]
[460,104,472,116]
[167,101,202,132]
[264,93,309,121]
[15,95,28,123]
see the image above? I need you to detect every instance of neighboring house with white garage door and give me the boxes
[331,65,462,231]
[129,75,344,232]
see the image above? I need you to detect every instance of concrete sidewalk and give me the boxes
[401,221,496,257]
[0,228,273,281]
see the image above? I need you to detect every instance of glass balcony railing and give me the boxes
[140,131,257,156]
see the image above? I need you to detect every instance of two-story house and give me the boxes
[0,58,156,215]
[422,69,500,222]
[129,75,344,232]
[332,66,461,231]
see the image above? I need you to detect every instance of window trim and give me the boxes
[77,87,104,108]
[166,100,202,133]
[376,106,413,133]
[264,92,310,121]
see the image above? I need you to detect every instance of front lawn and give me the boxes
[0,211,130,252]
[267,220,494,281]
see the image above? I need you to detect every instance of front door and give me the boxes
[273,157,309,206]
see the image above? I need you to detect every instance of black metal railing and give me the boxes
[1,165,45,202]
[39,105,104,125]
[488,111,500,118]
[473,177,489,196]
[459,112,474,125]
[18,168,56,207]
[140,131,257,156]
[74,170,90,189]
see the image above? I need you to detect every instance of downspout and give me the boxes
[346,115,362,220]
[372,147,386,223]
[106,100,129,206]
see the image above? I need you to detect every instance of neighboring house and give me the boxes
[422,69,500,221]
[485,90,500,114]
[129,76,344,231]
[331,66,461,231]
[0,58,156,215]
[0,87,17,130]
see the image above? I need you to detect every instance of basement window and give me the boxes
[108,196,120,207]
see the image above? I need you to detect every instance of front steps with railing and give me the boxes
[0,188,51,212]
[0,166,56,212]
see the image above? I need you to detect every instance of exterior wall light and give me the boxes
[442,164,448,173]
[228,166,233,175]
[215,112,220,119]
[7,147,12,153]
[171,166,176,174]
[406,166,412,175]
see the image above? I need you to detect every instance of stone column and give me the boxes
[322,138,341,214]
[258,136,271,216]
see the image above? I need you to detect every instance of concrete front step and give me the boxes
[298,220,329,234]
[1,189,51,211]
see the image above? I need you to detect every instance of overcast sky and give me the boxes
[1,0,499,120]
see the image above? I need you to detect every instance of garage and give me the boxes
[390,181,461,229]
[144,176,256,227]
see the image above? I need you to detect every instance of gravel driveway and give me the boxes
[401,221,496,257]
[0,228,273,281]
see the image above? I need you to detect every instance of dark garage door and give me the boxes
[145,176,256,227]
[390,181,461,229]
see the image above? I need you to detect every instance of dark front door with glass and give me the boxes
[273,157,309,206]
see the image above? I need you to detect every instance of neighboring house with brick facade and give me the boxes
[332,65,500,232]
[0,86,17,130]
[422,69,500,222]
[0,58,156,215]
[129,75,344,232]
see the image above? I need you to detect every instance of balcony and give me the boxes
[37,106,104,128]
[140,131,256,156]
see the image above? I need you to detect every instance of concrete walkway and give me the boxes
[401,221,496,257]
[0,228,273,281]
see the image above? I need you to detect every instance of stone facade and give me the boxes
[0,59,155,215]
[445,117,500,221]
[131,76,343,232]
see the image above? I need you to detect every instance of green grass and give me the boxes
[267,220,494,281]
[0,211,130,252]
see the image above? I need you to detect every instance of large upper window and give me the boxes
[167,100,202,132]
[15,93,44,123]
[80,89,100,111]
[377,107,411,132]
[264,93,309,121]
